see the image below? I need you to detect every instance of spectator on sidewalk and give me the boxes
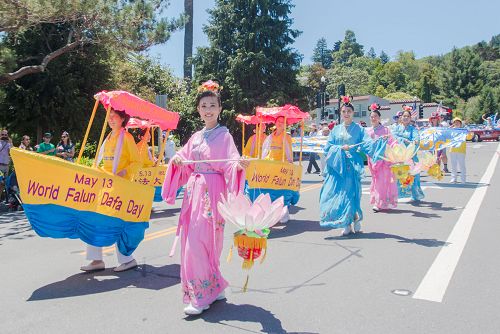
[56,131,75,162]
[164,133,176,163]
[306,124,320,174]
[0,129,13,177]
[19,135,33,151]
[37,133,56,156]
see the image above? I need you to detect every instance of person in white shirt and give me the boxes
[164,134,176,163]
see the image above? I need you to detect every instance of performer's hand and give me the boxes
[341,145,350,151]
[238,158,250,170]
[170,156,183,166]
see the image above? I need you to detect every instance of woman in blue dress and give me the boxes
[392,109,425,201]
[320,99,386,236]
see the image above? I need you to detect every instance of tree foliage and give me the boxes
[312,38,332,69]
[0,0,184,84]
[194,0,303,144]
[300,32,498,125]
[331,30,364,65]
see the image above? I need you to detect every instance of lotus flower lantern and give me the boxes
[384,143,418,186]
[217,193,284,291]
[417,151,443,180]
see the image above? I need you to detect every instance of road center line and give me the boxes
[413,142,500,303]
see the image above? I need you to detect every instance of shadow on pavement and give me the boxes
[288,206,306,215]
[150,207,181,219]
[428,182,488,189]
[407,201,458,212]
[187,300,318,334]
[380,208,442,219]
[0,211,34,242]
[27,264,180,301]
[325,232,449,248]
[268,219,330,239]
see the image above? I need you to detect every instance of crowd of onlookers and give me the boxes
[0,130,76,208]
[0,128,177,209]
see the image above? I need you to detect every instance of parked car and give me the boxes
[468,127,500,142]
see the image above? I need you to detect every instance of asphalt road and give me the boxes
[1,142,499,334]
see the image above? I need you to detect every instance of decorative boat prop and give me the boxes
[237,105,309,206]
[11,91,179,254]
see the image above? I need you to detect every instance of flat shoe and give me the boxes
[80,262,105,272]
[184,303,209,315]
[341,226,352,236]
[113,259,137,272]
[215,290,226,301]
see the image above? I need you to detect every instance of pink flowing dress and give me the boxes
[366,125,398,209]
[162,125,245,308]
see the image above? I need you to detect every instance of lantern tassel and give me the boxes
[260,247,267,264]
[243,274,250,292]
[227,245,233,263]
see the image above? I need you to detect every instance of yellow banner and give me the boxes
[11,149,153,222]
[245,160,302,191]
[133,166,167,187]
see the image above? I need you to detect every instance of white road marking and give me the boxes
[413,142,500,303]
[471,144,483,149]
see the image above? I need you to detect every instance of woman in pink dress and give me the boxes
[366,104,398,211]
[162,81,249,315]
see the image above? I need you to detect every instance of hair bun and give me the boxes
[369,103,380,111]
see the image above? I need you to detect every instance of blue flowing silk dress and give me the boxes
[392,124,425,201]
[320,123,386,228]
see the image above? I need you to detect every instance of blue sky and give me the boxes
[149,0,500,77]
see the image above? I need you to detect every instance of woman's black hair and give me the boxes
[371,109,381,117]
[113,109,131,128]
[341,103,354,111]
[138,128,149,138]
[401,110,412,117]
[196,90,222,108]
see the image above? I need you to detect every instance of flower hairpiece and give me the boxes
[341,95,353,104]
[198,80,222,93]
[369,103,380,111]
[402,104,413,112]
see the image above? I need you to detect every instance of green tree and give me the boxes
[374,85,387,98]
[0,25,115,141]
[379,50,390,64]
[417,62,439,102]
[473,35,500,61]
[480,60,500,89]
[325,65,370,96]
[332,30,364,65]
[312,38,332,69]
[463,96,481,123]
[367,47,377,59]
[479,86,498,116]
[382,62,407,92]
[351,56,379,75]
[383,92,414,101]
[442,47,484,101]
[113,54,200,144]
[0,0,184,84]
[194,0,303,143]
